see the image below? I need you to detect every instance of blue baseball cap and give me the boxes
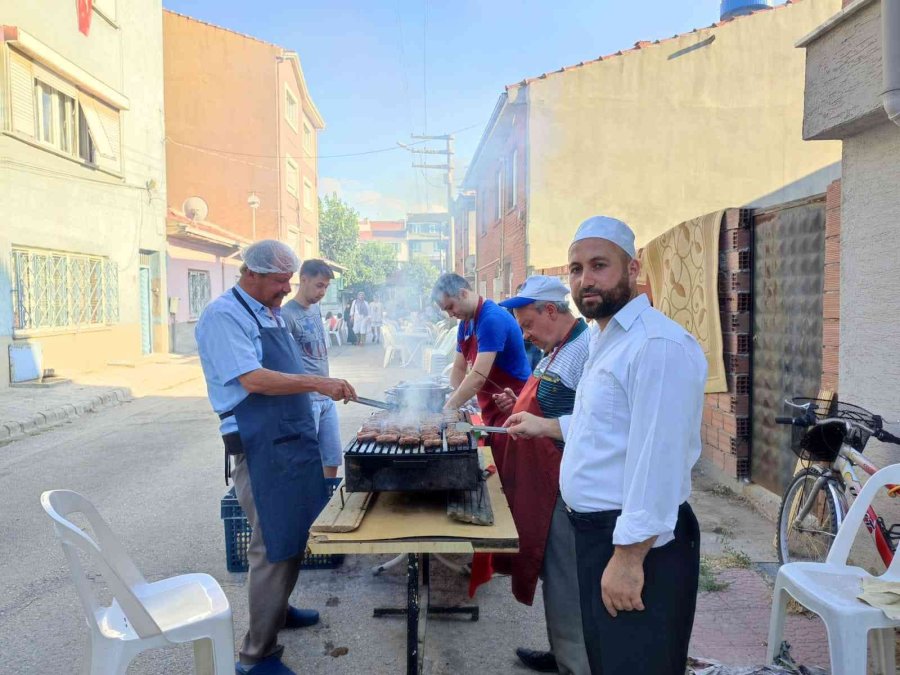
[499,275,570,309]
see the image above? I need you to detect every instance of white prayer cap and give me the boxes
[241,239,300,274]
[571,216,636,258]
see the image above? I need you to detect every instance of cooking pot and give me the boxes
[385,380,453,412]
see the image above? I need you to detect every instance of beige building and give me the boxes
[464,0,842,298]
[0,0,168,386]
[800,0,900,468]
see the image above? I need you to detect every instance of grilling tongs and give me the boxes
[454,421,509,434]
[353,396,397,411]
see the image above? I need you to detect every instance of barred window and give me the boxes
[10,248,119,332]
[188,269,211,319]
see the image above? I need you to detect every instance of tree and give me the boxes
[343,242,399,290]
[318,193,359,264]
[400,258,440,295]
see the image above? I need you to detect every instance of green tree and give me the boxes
[344,243,399,289]
[318,193,359,264]
[401,258,440,295]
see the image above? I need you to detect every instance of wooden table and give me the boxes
[308,448,517,675]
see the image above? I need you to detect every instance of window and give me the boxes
[304,237,314,257]
[285,87,298,130]
[286,156,299,196]
[10,248,118,332]
[35,82,77,156]
[188,270,211,320]
[506,150,517,210]
[303,121,313,154]
[303,179,313,210]
[496,167,503,222]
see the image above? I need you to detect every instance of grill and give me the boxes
[344,414,480,493]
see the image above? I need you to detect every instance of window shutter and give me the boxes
[79,93,120,169]
[8,50,35,137]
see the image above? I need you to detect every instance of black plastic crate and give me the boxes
[221,478,344,573]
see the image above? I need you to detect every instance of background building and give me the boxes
[463,0,842,300]
[163,10,324,351]
[358,218,409,262]
[0,0,168,386]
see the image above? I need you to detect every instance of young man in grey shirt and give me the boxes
[281,259,343,478]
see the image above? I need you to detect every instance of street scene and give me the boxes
[1,0,899,673]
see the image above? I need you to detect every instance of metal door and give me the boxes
[751,198,825,494]
[139,266,152,355]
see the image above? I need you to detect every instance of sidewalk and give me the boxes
[690,468,831,671]
[0,354,203,445]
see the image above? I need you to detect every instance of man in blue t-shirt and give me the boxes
[432,274,531,463]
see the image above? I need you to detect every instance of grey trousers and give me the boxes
[542,494,591,675]
[232,455,303,666]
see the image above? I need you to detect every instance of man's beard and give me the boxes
[574,273,633,320]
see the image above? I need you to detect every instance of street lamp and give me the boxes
[248,192,261,241]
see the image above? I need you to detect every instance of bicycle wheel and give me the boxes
[777,468,843,564]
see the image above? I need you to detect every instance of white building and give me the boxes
[800,0,900,465]
[0,0,168,386]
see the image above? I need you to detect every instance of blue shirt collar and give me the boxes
[611,293,650,332]
[233,283,269,317]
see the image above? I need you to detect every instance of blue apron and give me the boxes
[230,288,328,563]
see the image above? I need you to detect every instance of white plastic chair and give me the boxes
[41,490,234,674]
[766,463,900,675]
[327,319,342,346]
[381,324,404,368]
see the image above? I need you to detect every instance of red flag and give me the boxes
[77,0,93,36]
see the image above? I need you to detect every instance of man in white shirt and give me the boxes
[506,216,707,675]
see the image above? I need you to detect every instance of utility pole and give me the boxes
[399,134,454,274]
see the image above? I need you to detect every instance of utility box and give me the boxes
[9,343,43,383]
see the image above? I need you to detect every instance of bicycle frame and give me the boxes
[830,445,894,565]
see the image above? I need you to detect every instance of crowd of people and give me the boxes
[194,213,707,675]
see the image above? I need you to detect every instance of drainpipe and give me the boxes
[884,0,900,126]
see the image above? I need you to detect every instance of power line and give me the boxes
[164,123,480,162]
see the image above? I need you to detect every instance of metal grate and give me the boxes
[11,248,119,331]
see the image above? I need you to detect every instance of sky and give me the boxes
[162,0,732,220]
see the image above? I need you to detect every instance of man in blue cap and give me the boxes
[490,275,591,674]
[196,240,357,675]
[506,216,706,675]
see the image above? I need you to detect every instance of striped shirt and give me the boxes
[534,319,590,422]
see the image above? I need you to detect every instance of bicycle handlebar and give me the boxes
[775,416,801,425]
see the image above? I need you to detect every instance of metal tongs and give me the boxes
[454,421,509,434]
[353,396,396,411]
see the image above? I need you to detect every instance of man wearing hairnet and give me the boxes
[196,240,357,675]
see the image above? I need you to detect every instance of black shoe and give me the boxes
[515,648,558,672]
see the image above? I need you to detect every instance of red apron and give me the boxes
[457,297,527,471]
[471,322,576,605]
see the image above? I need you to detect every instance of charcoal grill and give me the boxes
[344,414,480,493]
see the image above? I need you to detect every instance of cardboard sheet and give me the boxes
[309,448,519,555]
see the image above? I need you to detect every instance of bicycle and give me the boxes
[775,397,900,565]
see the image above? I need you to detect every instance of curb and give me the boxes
[0,387,133,445]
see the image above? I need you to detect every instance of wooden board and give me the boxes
[308,447,518,555]
[310,481,374,533]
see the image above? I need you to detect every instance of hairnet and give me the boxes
[241,240,300,275]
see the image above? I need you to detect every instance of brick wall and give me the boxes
[822,179,841,391]
[701,209,753,479]
[474,112,528,299]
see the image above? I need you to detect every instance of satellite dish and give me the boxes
[182,196,209,222]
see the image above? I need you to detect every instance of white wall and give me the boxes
[839,122,900,467]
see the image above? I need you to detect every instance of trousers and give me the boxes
[232,454,303,665]
[542,494,591,675]
[568,502,700,675]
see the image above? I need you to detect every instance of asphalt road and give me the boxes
[0,348,547,674]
